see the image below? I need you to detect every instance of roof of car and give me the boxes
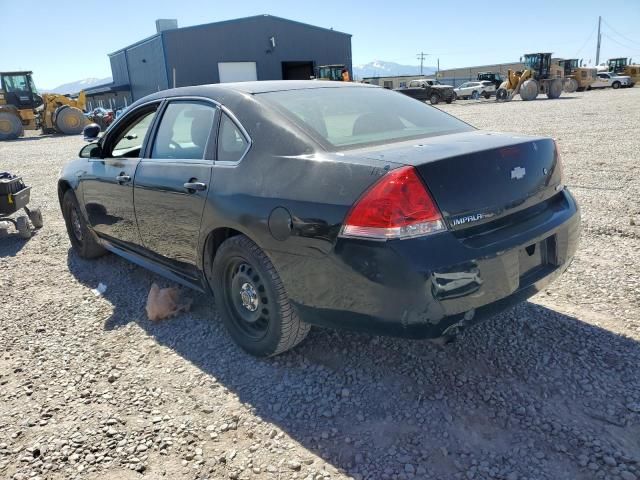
[129,81,378,111]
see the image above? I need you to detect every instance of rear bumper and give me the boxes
[271,189,580,339]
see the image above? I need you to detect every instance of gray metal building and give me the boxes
[85,15,352,109]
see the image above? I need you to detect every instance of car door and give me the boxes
[81,102,160,246]
[595,74,609,88]
[133,99,218,274]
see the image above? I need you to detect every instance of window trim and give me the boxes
[97,99,163,160]
[147,98,220,162]
[215,106,252,166]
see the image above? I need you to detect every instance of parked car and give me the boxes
[589,72,633,89]
[85,107,114,130]
[394,78,455,104]
[454,81,495,100]
[58,81,580,357]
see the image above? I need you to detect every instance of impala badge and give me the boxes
[511,166,526,180]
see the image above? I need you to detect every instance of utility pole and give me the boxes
[417,52,428,76]
[596,16,602,66]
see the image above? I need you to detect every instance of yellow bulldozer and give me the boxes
[496,53,564,101]
[558,59,597,92]
[607,58,639,86]
[0,71,87,141]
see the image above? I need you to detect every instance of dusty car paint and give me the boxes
[59,81,580,339]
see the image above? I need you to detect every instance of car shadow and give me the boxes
[66,249,640,478]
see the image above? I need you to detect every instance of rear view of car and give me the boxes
[59,82,579,357]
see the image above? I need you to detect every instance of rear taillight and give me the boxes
[341,166,445,241]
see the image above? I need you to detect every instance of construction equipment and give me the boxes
[0,71,87,141]
[606,58,639,86]
[314,65,350,81]
[496,53,564,102]
[558,59,597,92]
[0,171,43,239]
[476,72,504,90]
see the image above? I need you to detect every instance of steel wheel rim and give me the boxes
[224,258,270,340]
[70,207,83,241]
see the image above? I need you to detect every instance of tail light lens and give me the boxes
[341,166,445,241]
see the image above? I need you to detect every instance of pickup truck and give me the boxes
[589,72,634,89]
[394,79,455,104]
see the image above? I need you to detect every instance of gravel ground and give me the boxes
[1,87,639,480]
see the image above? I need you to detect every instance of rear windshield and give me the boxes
[259,86,473,149]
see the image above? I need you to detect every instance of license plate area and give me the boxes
[519,235,557,286]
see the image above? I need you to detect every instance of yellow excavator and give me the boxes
[0,71,87,141]
[606,58,639,86]
[558,59,597,92]
[496,53,564,101]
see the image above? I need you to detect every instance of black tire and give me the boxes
[612,81,620,89]
[445,97,453,104]
[495,88,509,101]
[212,235,310,357]
[55,106,85,135]
[27,207,43,229]
[483,91,491,99]
[16,216,31,239]
[0,111,24,141]
[452,92,457,101]
[471,90,479,100]
[429,93,440,105]
[62,190,106,258]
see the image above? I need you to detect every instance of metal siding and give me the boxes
[162,16,352,86]
[125,36,168,101]
[109,52,129,85]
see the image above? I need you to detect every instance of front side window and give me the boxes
[260,86,472,149]
[111,108,157,158]
[217,113,249,163]
[2,74,29,93]
[152,102,216,160]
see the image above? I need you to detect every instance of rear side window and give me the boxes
[217,113,249,163]
[260,87,472,149]
[152,102,216,160]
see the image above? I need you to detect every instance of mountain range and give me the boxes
[353,61,436,79]
[41,77,112,94]
[42,61,431,94]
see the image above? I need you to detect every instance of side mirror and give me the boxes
[79,142,102,159]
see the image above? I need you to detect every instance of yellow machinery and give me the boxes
[0,71,87,141]
[607,58,639,86]
[496,53,564,101]
[558,59,597,92]
[314,65,350,81]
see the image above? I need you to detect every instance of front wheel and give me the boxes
[212,235,310,357]
[429,93,440,105]
[612,81,620,89]
[62,190,106,258]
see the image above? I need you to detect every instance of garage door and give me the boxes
[218,62,258,83]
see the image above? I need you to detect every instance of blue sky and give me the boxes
[3,0,639,88]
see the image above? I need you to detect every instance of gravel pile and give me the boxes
[1,87,639,480]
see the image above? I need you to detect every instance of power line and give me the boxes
[601,18,640,46]
[602,33,640,52]
[574,23,597,58]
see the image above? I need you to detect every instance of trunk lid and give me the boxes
[348,131,563,231]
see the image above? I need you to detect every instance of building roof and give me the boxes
[84,83,131,95]
[108,14,350,57]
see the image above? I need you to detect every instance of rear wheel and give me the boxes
[62,190,106,258]
[212,235,310,357]
[612,81,620,89]
[55,106,85,135]
[564,78,578,93]
[0,111,23,141]
[16,216,31,239]
[429,93,440,105]
[471,90,479,100]
[547,78,563,99]
[495,88,509,101]
[519,79,538,101]
[483,91,491,99]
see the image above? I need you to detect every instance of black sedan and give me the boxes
[58,81,580,357]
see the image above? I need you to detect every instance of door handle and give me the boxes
[183,181,207,192]
[116,174,131,183]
